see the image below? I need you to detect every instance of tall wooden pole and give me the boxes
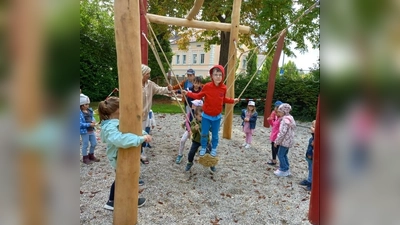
[140,0,148,65]
[263,31,286,128]
[114,0,142,224]
[222,0,242,139]
[309,95,320,224]
[12,0,44,223]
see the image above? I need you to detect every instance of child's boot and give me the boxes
[210,148,217,157]
[88,153,100,162]
[82,155,92,164]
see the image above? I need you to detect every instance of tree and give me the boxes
[160,0,319,75]
[80,0,118,101]
[246,49,258,76]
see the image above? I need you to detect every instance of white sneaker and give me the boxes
[274,169,289,177]
[242,143,247,147]
[245,144,251,149]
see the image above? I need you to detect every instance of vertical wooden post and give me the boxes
[140,0,148,65]
[114,0,142,224]
[263,31,286,128]
[222,0,242,139]
[11,0,44,223]
[309,95,320,224]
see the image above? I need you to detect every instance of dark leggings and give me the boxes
[109,181,115,201]
[271,142,279,160]
[188,141,211,163]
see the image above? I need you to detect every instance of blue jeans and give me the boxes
[81,132,97,156]
[277,146,290,172]
[200,115,221,156]
[306,157,313,183]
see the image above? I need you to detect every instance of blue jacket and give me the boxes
[306,133,314,159]
[80,108,95,135]
[100,119,147,168]
[241,109,258,129]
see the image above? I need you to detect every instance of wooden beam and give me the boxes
[309,95,320,224]
[114,0,142,223]
[140,0,148,65]
[263,31,286,128]
[222,0,242,139]
[186,0,204,20]
[147,13,251,34]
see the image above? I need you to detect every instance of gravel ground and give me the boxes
[80,114,314,225]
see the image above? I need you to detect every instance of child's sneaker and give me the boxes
[139,179,145,186]
[274,169,289,177]
[175,155,183,164]
[210,149,217,157]
[242,143,247,147]
[185,162,193,171]
[209,166,216,173]
[199,148,206,156]
[299,180,311,186]
[138,197,146,208]
[245,144,251,149]
[104,200,114,211]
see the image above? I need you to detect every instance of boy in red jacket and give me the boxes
[182,65,239,158]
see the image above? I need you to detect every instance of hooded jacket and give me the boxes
[185,65,235,116]
[275,103,296,148]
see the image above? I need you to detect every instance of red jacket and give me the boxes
[186,65,235,116]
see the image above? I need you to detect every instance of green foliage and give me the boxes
[80,0,118,101]
[246,49,258,76]
[80,0,174,100]
[233,63,319,121]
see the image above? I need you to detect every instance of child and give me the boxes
[182,65,239,158]
[274,103,296,177]
[98,97,150,210]
[172,68,196,114]
[185,108,215,172]
[80,93,99,164]
[266,100,283,165]
[240,101,258,149]
[300,120,315,191]
[144,109,156,148]
[175,99,203,164]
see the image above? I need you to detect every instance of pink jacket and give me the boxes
[270,117,281,142]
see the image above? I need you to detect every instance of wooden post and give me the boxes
[114,0,142,224]
[222,0,242,139]
[309,95,320,224]
[146,13,251,34]
[263,31,286,128]
[186,0,204,20]
[140,0,148,65]
[13,0,45,223]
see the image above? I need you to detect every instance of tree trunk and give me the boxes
[219,31,230,73]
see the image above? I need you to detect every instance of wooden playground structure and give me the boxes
[113,0,320,224]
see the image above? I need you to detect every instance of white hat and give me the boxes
[141,64,151,75]
[248,101,255,106]
[80,94,90,105]
[191,100,203,107]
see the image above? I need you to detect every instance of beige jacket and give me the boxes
[142,80,170,121]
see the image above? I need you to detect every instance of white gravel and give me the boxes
[80,114,314,224]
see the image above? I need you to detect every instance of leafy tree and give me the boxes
[161,0,319,74]
[80,0,118,101]
[246,49,258,76]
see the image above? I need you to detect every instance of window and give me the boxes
[200,54,205,64]
[176,55,180,64]
[183,55,186,64]
[242,59,247,68]
[193,54,197,64]
[197,45,201,47]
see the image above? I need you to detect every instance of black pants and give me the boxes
[188,141,211,163]
[271,142,279,160]
[109,180,115,201]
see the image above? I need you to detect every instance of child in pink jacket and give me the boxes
[266,100,283,165]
